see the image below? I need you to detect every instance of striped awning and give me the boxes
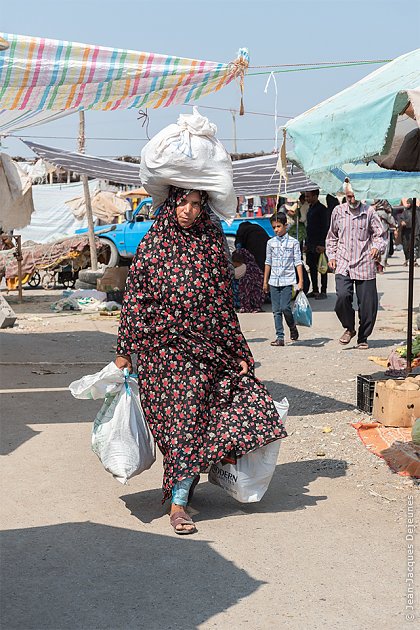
[231,153,316,195]
[24,140,142,185]
[24,140,316,195]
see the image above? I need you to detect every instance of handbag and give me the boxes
[317,252,328,275]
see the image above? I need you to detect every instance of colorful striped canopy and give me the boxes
[0,33,248,132]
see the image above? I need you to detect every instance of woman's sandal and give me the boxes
[170,510,197,535]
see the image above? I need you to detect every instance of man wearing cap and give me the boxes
[304,190,330,300]
[326,191,386,349]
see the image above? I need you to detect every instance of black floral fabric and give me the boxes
[116,187,287,502]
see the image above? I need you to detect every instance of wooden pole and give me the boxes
[15,235,23,303]
[78,111,98,271]
[406,197,417,374]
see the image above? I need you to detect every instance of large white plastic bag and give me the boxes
[208,398,288,503]
[69,361,124,400]
[140,107,237,221]
[91,377,155,484]
[293,291,312,327]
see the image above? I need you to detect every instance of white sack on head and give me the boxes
[140,107,237,221]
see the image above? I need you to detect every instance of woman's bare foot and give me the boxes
[169,503,196,534]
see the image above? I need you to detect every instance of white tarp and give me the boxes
[65,190,130,223]
[15,181,98,244]
[0,153,34,231]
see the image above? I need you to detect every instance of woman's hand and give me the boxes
[115,355,132,372]
[237,359,249,376]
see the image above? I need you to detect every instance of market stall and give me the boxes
[284,48,420,372]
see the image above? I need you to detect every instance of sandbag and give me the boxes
[140,107,237,221]
[208,398,288,503]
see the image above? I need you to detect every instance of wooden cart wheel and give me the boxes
[27,271,41,288]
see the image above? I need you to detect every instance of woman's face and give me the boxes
[176,191,202,228]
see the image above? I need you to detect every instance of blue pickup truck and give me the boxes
[78,197,274,266]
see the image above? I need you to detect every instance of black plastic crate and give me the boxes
[357,375,376,413]
[356,373,409,413]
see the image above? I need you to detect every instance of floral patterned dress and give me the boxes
[234,248,265,312]
[116,188,287,502]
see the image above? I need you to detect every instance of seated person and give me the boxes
[232,249,265,313]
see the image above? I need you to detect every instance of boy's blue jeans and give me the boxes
[270,284,295,340]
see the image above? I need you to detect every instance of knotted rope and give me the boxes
[229,48,250,116]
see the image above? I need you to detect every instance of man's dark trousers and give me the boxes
[306,251,327,294]
[335,274,378,344]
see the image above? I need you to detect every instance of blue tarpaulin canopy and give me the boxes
[284,49,420,198]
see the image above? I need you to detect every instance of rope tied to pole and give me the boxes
[229,48,249,116]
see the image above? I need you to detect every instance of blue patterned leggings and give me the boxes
[171,477,194,506]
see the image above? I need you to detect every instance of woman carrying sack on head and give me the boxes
[115,187,286,535]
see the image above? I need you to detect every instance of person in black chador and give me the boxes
[234,221,269,272]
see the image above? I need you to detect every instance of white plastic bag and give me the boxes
[208,398,288,503]
[69,361,124,400]
[91,377,155,483]
[69,365,155,483]
[140,107,237,221]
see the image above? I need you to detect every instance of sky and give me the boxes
[2,0,419,159]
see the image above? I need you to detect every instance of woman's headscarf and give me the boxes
[155,186,211,236]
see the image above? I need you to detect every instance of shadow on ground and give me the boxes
[0,331,115,455]
[0,522,263,630]
[263,380,354,415]
[245,337,269,343]
[292,337,331,347]
[341,338,404,351]
[122,458,347,525]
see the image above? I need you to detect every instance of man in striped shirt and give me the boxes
[326,191,386,349]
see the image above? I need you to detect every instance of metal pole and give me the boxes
[406,197,416,374]
[78,111,98,271]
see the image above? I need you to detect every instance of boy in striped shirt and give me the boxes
[264,212,304,347]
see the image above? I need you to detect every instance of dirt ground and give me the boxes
[1,248,419,629]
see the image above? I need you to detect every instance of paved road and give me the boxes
[1,250,418,629]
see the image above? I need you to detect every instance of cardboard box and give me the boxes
[372,381,420,427]
[97,267,128,292]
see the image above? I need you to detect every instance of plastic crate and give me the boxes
[356,373,410,413]
[357,375,376,413]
